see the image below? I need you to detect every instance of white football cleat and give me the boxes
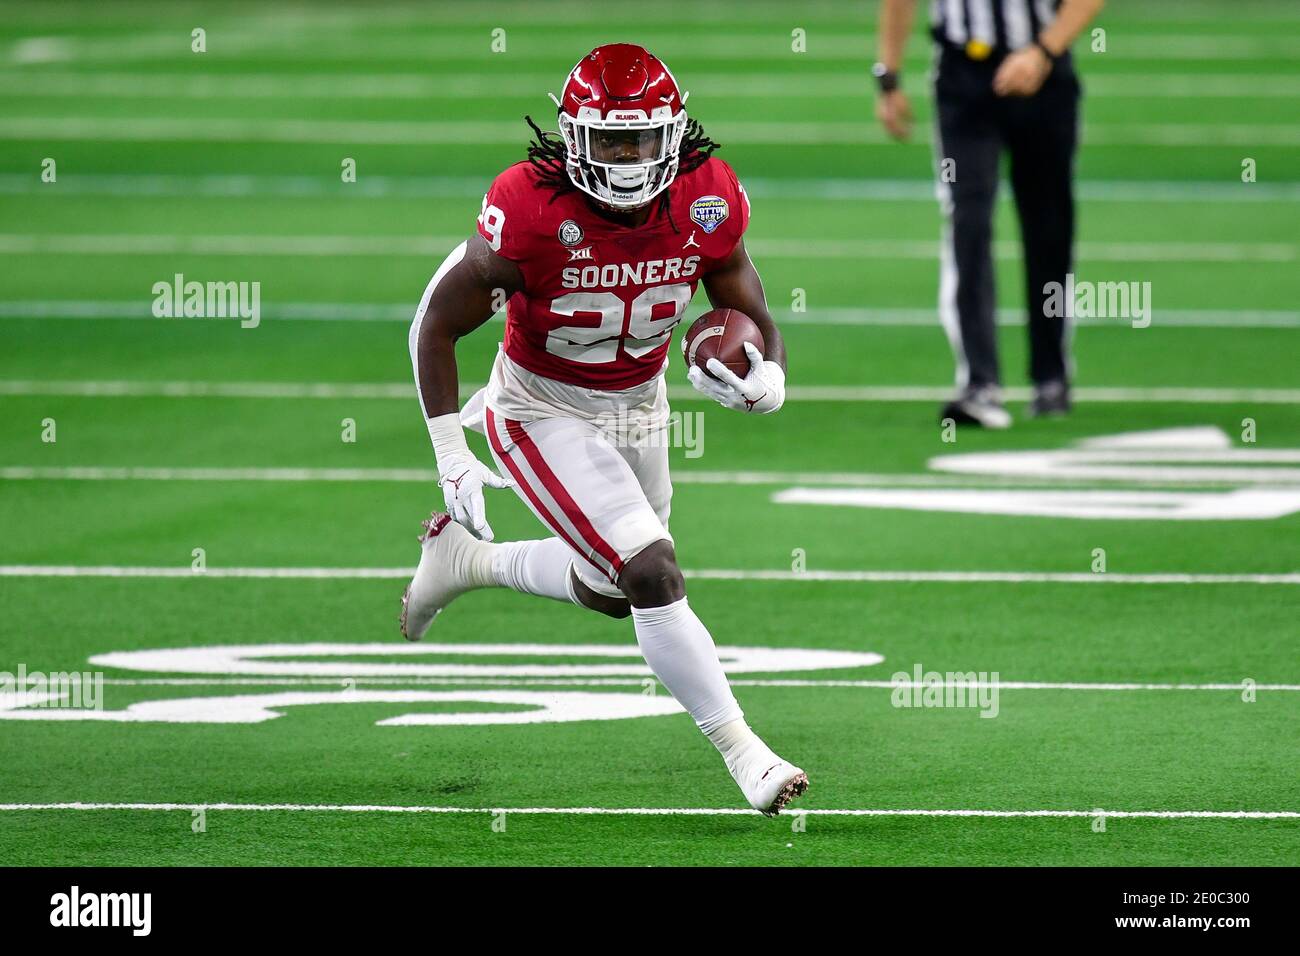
[939,385,1013,430]
[727,745,809,816]
[399,511,495,641]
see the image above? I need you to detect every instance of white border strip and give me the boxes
[1,565,1295,584]
[0,802,1294,819]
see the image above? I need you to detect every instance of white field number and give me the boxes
[0,643,882,727]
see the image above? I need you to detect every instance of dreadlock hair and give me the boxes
[524,115,721,233]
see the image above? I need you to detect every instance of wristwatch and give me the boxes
[871,62,900,93]
[1033,39,1060,64]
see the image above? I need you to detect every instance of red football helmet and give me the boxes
[552,44,689,210]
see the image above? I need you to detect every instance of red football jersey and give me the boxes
[475,156,750,390]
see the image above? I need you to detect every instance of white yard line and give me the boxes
[2,117,1299,148]
[769,386,1300,403]
[80,677,1300,692]
[5,72,1300,100]
[0,565,413,579]
[3,380,1298,404]
[0,464,1269,489]
[5,71,1300,100]
[4,300,1297,327]
[684,569,1300,584]
[3,174,1297,204]
[771,307,1300,328]
[4,31,1300,62]
[0,465,443,483]
[7,21,1300,52]
[0,802,1294,819]
[2,565,1295,584]
[0,233,1292,262]
[0,379,417,399]
[751,239,1298,263]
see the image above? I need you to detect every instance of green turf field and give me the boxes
[0,0,1297,866]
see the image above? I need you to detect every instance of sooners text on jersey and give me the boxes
[476,156,750,390]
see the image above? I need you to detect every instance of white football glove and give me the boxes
[425,412,512,541]
[686,342,786,414]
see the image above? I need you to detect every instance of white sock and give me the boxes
[705,717,775,775]
[630,596,743,735]
[490,538,578,605]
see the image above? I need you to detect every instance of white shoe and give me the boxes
[940,385,1013,430]
[399,512,495,641]
[727,743,809,816]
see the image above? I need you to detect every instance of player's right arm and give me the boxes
[408,232,524,540]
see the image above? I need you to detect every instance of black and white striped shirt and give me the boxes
[930,0,1061,53]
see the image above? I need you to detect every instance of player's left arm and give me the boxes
[702,238,786,371]
[692,237,788,414]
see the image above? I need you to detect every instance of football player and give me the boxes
[403,44,805,815]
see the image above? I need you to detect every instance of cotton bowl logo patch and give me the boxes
[689,195,729,234]
[558,219,584,247]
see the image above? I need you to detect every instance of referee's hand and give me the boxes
[876,89,913,141]
[993,46,1053,97]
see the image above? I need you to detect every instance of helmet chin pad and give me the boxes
[608,166,648,189]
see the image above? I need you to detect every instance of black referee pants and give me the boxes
[933,45,1080,390]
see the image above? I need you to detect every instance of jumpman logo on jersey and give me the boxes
[683,230,700,249]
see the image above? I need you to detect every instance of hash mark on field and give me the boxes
[1,565,1297,584]
[0,803,1296,820]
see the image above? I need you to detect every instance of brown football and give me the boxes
[681,308,765,381]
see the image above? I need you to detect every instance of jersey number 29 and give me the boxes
[546,285,692,363]
[479,197,692,364]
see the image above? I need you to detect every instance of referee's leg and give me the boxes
[1005,57,1081,410]
[933,51,1008,426]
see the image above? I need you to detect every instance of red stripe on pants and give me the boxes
[504,417,626,581]
[484,407,615,582]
